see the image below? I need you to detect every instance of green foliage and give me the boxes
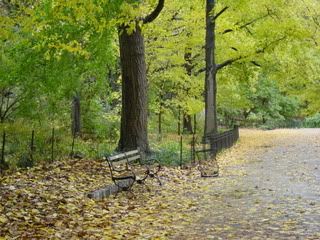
[0,121,117,170]
[0,0,122,123]
[258,119,303,130]
[145,0,205,121]
[304,113,320,128]
[248,75,299,123]
[1,0,320,170]
[149,137,191,166]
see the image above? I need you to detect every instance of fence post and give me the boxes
[190,139,193,164]
[70,131,76,157]
[30,130,35,161]
[226,133,229,148]
[232,128,235,144]
[51,128,55,163]
[235,126,238,142]
[191,114,197,164]
[180,135,183,167]
[0,131,8,171]
[234,125,239,141]
[220,136,223,150]
[178,108,181,135]
[194,114,197,135]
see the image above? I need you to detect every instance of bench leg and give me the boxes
[148,172,162,186]
[154,174,162,186]
[136,173,149,185]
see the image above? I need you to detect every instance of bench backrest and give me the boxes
[107,149,142,167]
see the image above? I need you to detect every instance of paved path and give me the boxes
[175,129,320,239]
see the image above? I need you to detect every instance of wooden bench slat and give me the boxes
[108,153,127,161]
[108,155,141,166]
[124,149,140,156]
[108,149,140,161]
[126,155,141,162]
[110,158,129,165]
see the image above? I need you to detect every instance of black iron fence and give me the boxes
[0,128,60,171]
[187,125,239,165]
[0,127,114,172]
[1,124,240,171]
[204,125,239,154]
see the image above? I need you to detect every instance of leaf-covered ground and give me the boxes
[1,129,320,239]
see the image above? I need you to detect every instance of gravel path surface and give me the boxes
[175,129,320,240]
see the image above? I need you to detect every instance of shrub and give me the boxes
[150,139,191,166]
[304,113,320,128]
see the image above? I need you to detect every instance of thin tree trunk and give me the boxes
[71,95,81,136]
[178,108,181,135]
[158,102,162,135]
[204,0,218,136]
[183,48,194,134]
[118,27,149,153]
[183,114,193,133]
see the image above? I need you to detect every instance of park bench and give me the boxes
[105,148,162,191]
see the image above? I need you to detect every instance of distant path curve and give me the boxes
[175,129,320,239]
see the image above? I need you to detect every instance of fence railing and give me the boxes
[203,125,239,155]
[0,127,109,172]
[1,125,240,171]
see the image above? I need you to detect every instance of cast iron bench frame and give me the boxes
[105,148,161,191]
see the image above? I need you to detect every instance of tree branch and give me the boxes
[143,0,165,24]
[222,12,272,34]
[251,61,261,67]
[195,67,206,76]
[213,6,229,21]
[0,94,22,122]
[216,57,242,71]
[256,36,287,54]
[216,36,286,71]
[239,12,271,30]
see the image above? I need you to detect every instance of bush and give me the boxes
[303,113,320,128]
[150,138,191,166]
[259,119,303,130]
[0,120,117,170]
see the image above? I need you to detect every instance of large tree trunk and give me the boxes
[118,27,149,153]
[117,0,164,154]
[71,95,81,137]
[204,0,218,136]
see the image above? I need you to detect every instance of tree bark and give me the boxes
[71,95,81,137]
[118,27,149,153]
[183,114,193,133]
[117,0,164,154]
[183,47,194,134]
[204,0,218,136]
